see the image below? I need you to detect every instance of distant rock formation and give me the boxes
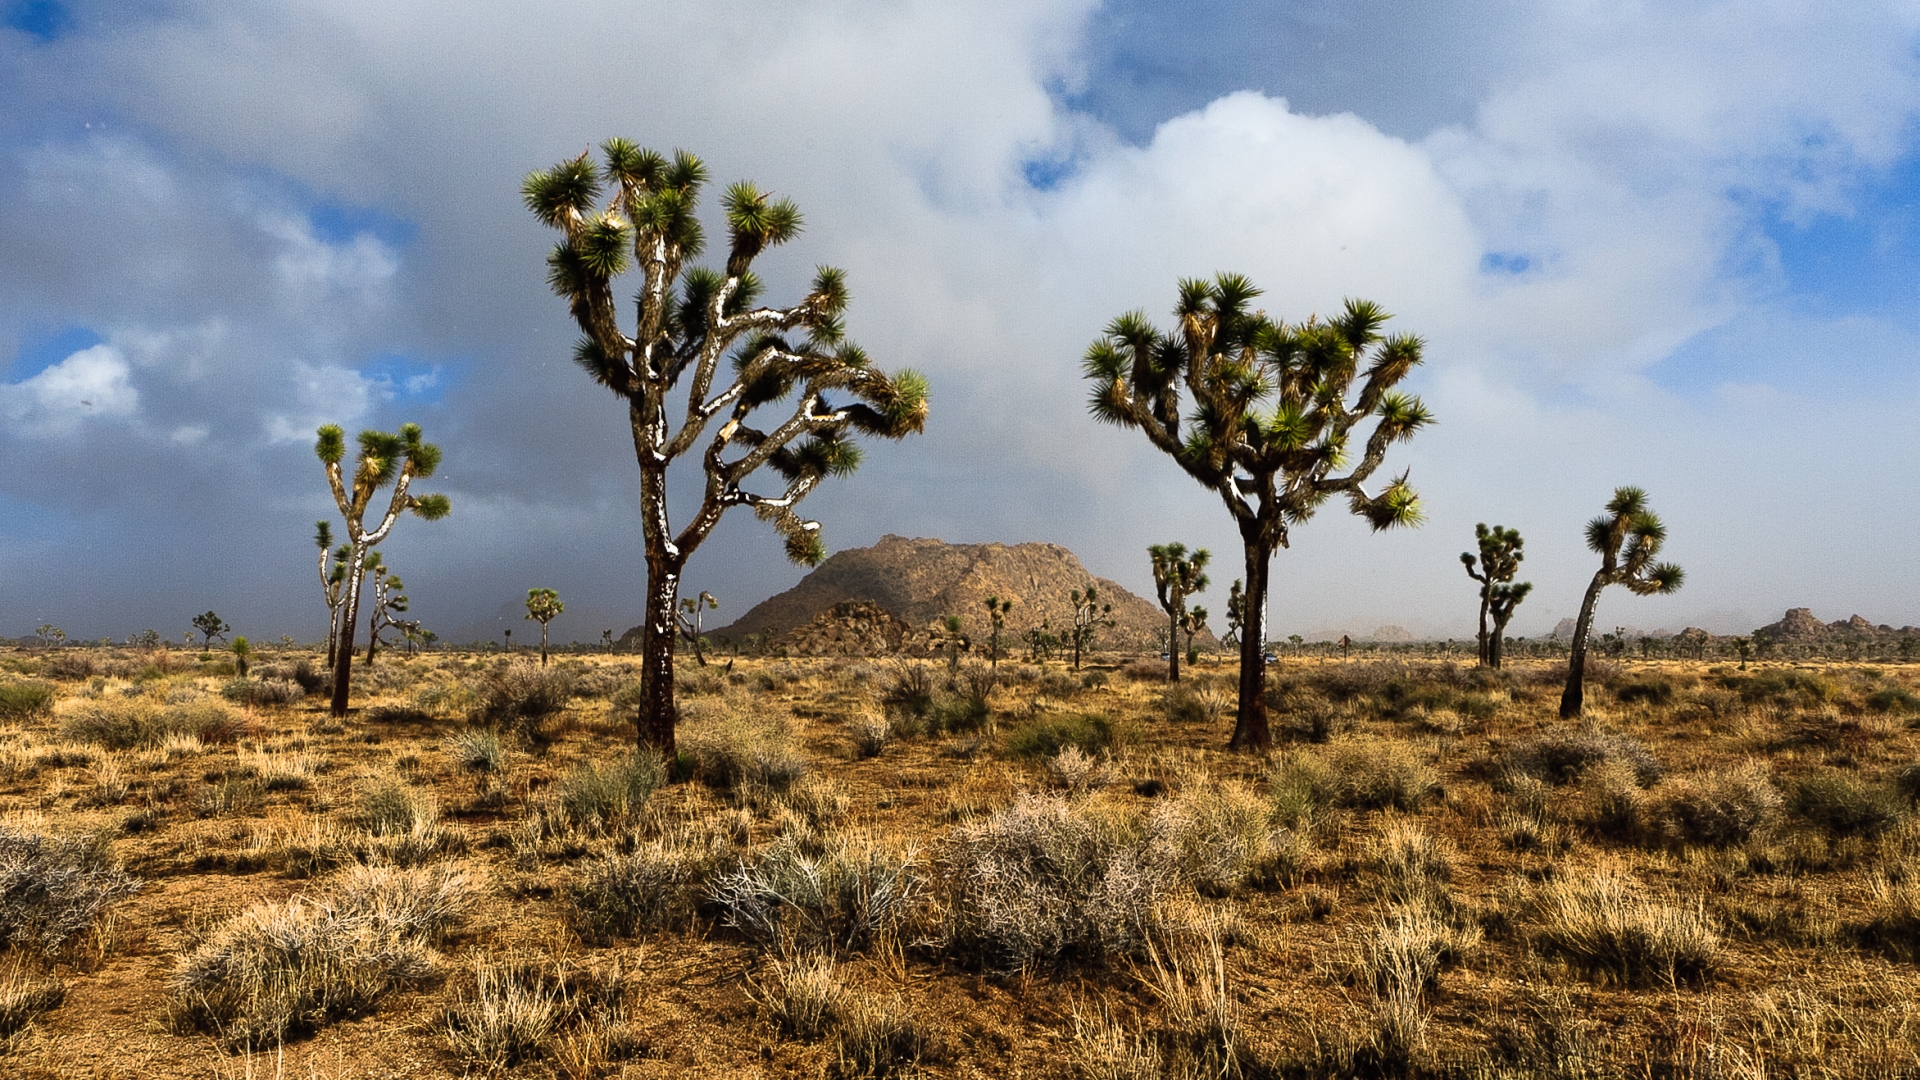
[774,601,912,658]
[1754,608,1918,641]
[1367,625,1414,643]
[640,534,1188,654]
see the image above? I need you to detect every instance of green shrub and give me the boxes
[1005,713,1128,760]
[475,662,572,741]
[570,823,735,942]
[1613,678,1675,706]
[709,833,922,954]
[443,726,506,774]
[1646,763,1781,848]
[0,682,54,723]
[554,753,662,836]
[880,662,936,720]
[680,712,809,792]
[1502,727,1662,787]
[60,699,249,749]
[1271,738,1438,819]
[1787,770,1908,838]
[1867,686,1920,715]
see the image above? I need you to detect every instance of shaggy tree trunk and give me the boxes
[1559,571,1608,719]
[1166,597,1183,683]
[1230,542,1272,751]
[540,625,550,666]
[635,458,682,761]
[330,544,368,718]
[1476,588,1491,667]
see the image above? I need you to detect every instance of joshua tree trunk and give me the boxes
[330,543,368,718]
[1559,572,1608,719]
[636,458,682,760]
[1230,542,1272,751]
[1167,602,1183,683]
[1476,590,1491,667]
[540,625,550,666]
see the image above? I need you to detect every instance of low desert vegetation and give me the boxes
[2,646,1920,1076]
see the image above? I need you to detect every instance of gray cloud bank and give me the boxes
[2,1,1917,646]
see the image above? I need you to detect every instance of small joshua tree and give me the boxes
[315,522,350,667]
[316,423,450,717]
[1067,585,1114,671]
[1222,580,1245,648]
[1460,523,1532,670]
[1182,606,1209,666]
[1149,543,1211,682]
[192,612,229,648]
[525,588,564,666]
[33,625,64,649]
[1560,487,1684,718]
[601,629,614,654]
[230,636,251,678]
[364,554,413,667]
[982,595,1014,670]
[677,591,719,667]
[1084,282,1432,749]
[524,139,929,758]
[933,614,969,675]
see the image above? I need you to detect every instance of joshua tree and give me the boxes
[129,629,161,650]
[932,614,970,675]
[1182,606,1209,666]
[1222,580,1245,648]
[1084,281,1432,749]
[230,636,251,678]
[1067,585,1114,671]
[601,629,615,654]
[192,612,229,648]
[1026,622,1059,663]
[1560,487,1684,719]
[524,140,928,758]
[1149,543,1211,682]
[315,522,351,667]
[365,555,414,667]
[525,588,564,666]
[982,595,1014,671]
[1461,524,1532,670]
[33,625,63,649]
[316,423,450,717]
[676,591,719,667]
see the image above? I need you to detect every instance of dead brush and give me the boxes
[1370,818,1456,911]
[444,954,635,1078]
[570,821,737,943]
[0,826,142,957]
[708,831,922,955]
[169,863,474,1047]
[939,793,1181,972]
[1645,761,1782,849]
[1046,744,1118,796]
[1530,867,1718,987]
[1068,1002,1164,1080]
[831,991,930,1079]
[1151,777,1278,896]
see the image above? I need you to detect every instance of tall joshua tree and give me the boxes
[1149,543,1210,682]
[317,423,450,717]
[1084,280,1433,749]
[524,140,928,758]
[315,522,350,667]
[1460,524,1531,669]
[1067,585,1113,671]
[1560,487,1684,719]
[526,588,563,666]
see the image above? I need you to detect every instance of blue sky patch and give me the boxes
[310,198,417,248]
[4,0,69,42]
[1021,155,1079,192]
[1757,151,1920,318]
[362,351,457,406]
[8,324,102,380]
[1480,252,1532,275]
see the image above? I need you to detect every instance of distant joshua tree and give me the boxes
[523,139,928,759]
[1460,523,1532,670]
[1067,585,1114,671]
[1149,543,1210,682]
[33,625,64,649]
[1083,281,1432,749]
[316,423,450,717]
[525,588,564,666]
[677,591,719,667]
[230,636,251,678]
[602,629,615,654]
[192,612,229,648]
[1222,580,1245,648]
[982,595,1014,671]
[1560,487,1684,718]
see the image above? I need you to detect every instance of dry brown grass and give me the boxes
[1,648,1919,1076]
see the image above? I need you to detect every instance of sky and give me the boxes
[2,0,1919,646]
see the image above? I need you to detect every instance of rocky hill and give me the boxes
[1754,608,1919,642]
[654,535,1195,655]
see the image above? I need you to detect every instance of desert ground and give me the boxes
[1,646,1918,1078]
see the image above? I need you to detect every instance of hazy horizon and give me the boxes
[4,2,1918,648]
